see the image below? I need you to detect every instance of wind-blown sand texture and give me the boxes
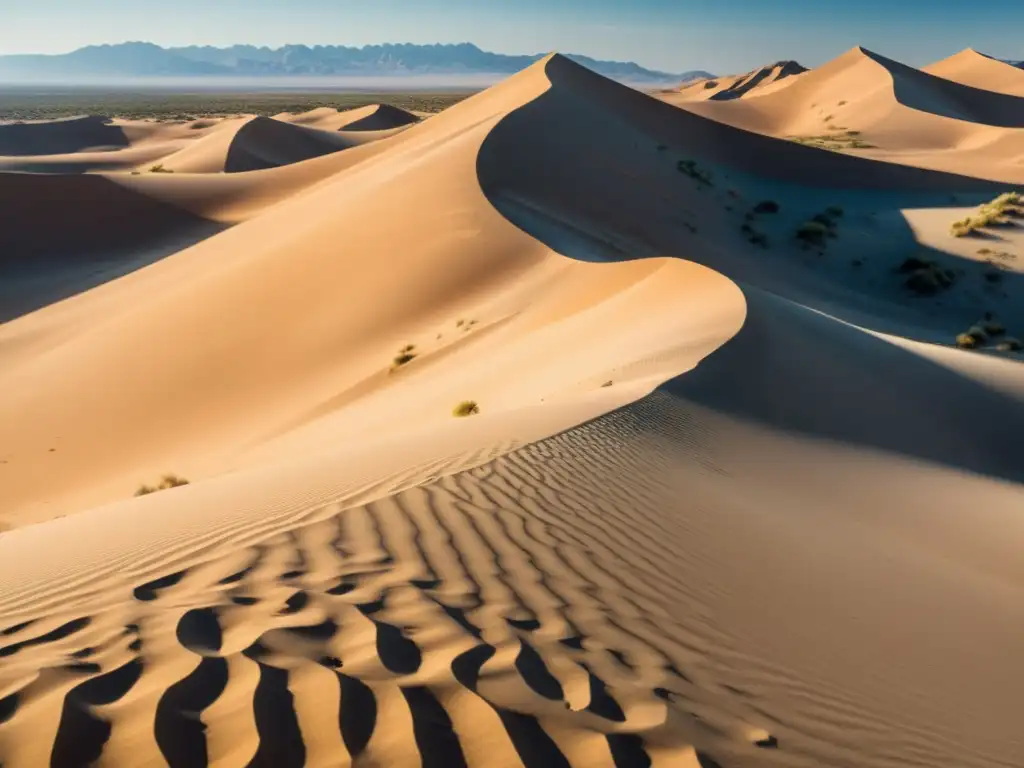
[1,52,1023,768]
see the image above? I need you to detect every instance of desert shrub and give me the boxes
[392,351,416,368]
[753,200,780,214]
[951,192,1022,236]
[452,400,480,417]
[749,231,769,247]
[838,100,848,106]
[984,269,1003,283]
[149,164,172,173]
[601,380,614,387]
[824,205,844,218]
[955,333,979,349]
[796,221,829,245]
[996,337,1022,352]
[135,474,189,497]
[905,270,942,295]
[703,80,719,89]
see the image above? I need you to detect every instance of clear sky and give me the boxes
[3,0,1022,74]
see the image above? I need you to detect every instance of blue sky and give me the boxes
[3,0,1022,74]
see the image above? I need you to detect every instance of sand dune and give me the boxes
[0,49,1023,768]
[925,48,1024,97]
[151,115,406,173]
[276,104,420,132]
[669,60,807,102]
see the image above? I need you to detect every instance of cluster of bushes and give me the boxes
[135,474,189,497]
[955,314,1021,352]
[796,206,844,247]
[950,192,1021,237]
[898,256,957,296]
[677,159,713,186]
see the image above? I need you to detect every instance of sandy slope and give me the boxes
[925,49,1024,97]
[0,51,1023,768]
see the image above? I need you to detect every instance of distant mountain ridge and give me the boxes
[0,42,712,84]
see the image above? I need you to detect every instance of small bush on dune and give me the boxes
[996,337,1022,352]
[825,205,844,218]
[149,164,173,173]
[796,221,829,245]
[753,200,780,214]
[135,474,189,497]
[452,400,480,417]
[955,333,979,349]
[391,351,416,369]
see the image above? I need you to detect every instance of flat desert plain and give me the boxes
[1,49,1023,768]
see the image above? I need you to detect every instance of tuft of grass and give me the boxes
[135,474,189,497]
[452,400,480,417]
[753,200,779,214]
[955,333,979,349]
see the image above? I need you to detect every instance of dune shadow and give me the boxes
[664,287,1024,485]
[0,174,223,322]
[862,49,1024,129]
[223,117,356,172]
[0,116,129,156]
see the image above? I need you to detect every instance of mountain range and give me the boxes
[0,42,712,84]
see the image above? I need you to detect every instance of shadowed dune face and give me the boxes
[0,115,129,156]
[0,174,222,321]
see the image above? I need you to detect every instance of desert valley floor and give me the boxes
[0,48,1023,768]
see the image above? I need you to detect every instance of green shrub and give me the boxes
[955,333,979,349]
[452,400,480,417]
